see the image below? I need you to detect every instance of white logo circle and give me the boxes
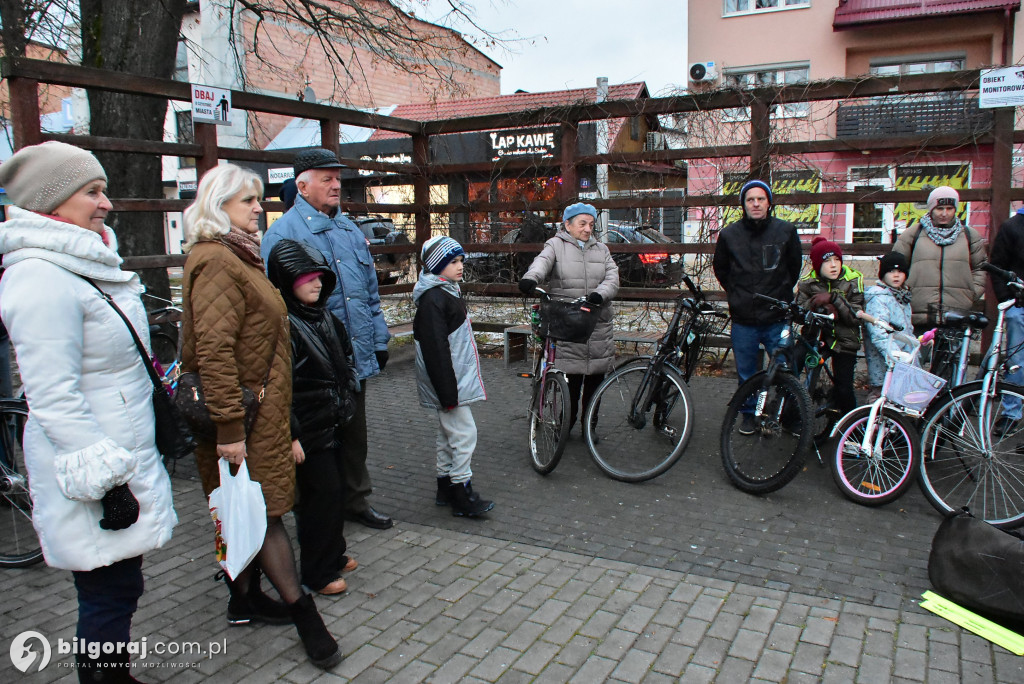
[9,630,51,672]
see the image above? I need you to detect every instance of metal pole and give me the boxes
[596,77,609,240]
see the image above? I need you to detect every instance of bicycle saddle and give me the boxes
[940,311,988,330]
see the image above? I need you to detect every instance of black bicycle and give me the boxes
[0,395,41,568]
[720,295,834,494]
[581,276,728,482]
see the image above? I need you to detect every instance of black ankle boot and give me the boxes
[75,651,140,683]
[436,476,451,505]
[217,569,291,626]
[289,593,343,669]
[448,480,494,517]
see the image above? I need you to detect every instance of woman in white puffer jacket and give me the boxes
[0,142,176,681]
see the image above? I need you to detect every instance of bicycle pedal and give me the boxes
[658,426,677,439]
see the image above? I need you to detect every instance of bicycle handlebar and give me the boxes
[753,293,834,326]
[856,310,903,332]
[982,261,1024,292]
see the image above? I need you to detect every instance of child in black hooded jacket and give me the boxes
[267,239,361,597]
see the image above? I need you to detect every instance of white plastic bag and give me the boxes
[208,458,267,580]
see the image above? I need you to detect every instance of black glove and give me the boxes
[518,278,537,296]
[99,484,140,531]
[375,350,389,371]
[586,292,604,306]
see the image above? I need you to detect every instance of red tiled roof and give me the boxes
[834,0,1020,29]
[369,82,648,141]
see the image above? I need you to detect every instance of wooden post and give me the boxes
[749,97,771,182]
[7,77,41,149]
[983,107,1014,350]
[320,118,340,156]
[560,122,578,204]
[194,122,218,180]
[413,133,431,263]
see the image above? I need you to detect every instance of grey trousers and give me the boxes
[434,405,477,484]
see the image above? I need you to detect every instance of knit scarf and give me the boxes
[920,212,964,247]
[218,230,263,267]
[877,280,912,306]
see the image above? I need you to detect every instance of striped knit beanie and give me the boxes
[422,236,465,275]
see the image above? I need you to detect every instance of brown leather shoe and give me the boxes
[342,557,358,573]
[317,578,347,595]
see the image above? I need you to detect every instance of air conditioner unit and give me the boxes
[689,61,717,83]
[645,132,667,151]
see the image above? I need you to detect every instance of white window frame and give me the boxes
[722,64,810,121]
[845,169,895,245]
[724,0,811,18]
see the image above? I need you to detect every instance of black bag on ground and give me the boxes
[928,509,1024,625]
[536,299,598,344]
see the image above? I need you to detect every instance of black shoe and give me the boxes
[994,415,1019,440]
[217,569,291,626]
[436,476,451,506]
[346,507,393,530]
[449,480,494,517]
[738,414,757,436]
[288,593,343,669]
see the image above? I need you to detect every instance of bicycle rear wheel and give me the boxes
[529,372,570,475]
[918,382,1024,528]
[583,364,694,482]
[721,371,812,494]
[0,399,42,568]
[829,406,919,506]
[150,331,179,368]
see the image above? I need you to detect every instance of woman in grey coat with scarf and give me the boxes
[519,203,620,432]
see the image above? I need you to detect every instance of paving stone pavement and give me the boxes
[2,351,1023,682]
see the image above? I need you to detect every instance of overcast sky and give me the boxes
[423,0,689,96]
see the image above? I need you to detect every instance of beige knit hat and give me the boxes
[0,141,107,213]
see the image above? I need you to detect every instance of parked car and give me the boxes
[463,219,682,288]
[350,215,412,285]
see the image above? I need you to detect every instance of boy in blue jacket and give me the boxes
[413,236,494,518]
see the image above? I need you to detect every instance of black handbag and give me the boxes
[928,508,1024,625]
[84,279,197,460]
[173,325,279,442]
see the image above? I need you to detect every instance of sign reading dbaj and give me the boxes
[722,170,821,233]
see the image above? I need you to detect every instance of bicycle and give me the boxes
[522,288,597,475]
[828,314,942,506]
[146,301,182,394]
[0,395,42,567]
[581,275,727,482]
[720,295,834,494]
[916,262,1024,528]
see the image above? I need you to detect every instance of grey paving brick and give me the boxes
[608,648,657,683]
[726,627,768,661]
[468,645,520,681]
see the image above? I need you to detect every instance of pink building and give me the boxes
[687,0,1024,243]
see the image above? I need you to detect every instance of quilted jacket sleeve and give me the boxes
[522,239,558,286]
[0,267,136,500]
[188,256,250,444]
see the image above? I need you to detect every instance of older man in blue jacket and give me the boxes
[262,148,393,530]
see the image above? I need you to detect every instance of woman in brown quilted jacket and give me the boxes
[180,164,341,669]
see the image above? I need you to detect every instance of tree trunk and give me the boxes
[79,0,187,305]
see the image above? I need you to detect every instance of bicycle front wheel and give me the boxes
[806,363,840,445]
[918,382,1024,528]
[0,400,42,568]
[830,406,919,506]
[583,364,694,482]
[721,371,812,494]
[528,372,570,475]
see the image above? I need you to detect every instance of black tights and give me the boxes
[231,516,302,605]
[566,373,606,427]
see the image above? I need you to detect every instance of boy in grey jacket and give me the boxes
[413,236,494,518]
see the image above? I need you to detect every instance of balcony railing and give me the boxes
[835,95,993,139]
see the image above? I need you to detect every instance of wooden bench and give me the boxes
[503,325,663,368]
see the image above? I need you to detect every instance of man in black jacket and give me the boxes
[989,208,1024,435]
[712,179,803,434]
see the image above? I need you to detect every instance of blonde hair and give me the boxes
[182,164,264,251]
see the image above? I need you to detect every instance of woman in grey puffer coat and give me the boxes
[518,203,620,430]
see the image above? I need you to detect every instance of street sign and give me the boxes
[191,84,232,125]
[978,67,1024,108]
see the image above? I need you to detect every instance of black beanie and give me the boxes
[878,251,910,279]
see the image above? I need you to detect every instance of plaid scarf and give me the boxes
[878,280,912,306]
[217,230,263,267]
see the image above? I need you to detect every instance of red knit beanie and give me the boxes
[810,236,843,276]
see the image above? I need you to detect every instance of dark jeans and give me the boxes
[566,373,605,428]
[337,381,373,515]
[731,321,787,414]
[828,350,858,417]
[72,555,144,652]
[295,444,348,591]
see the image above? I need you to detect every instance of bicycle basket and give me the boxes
[886,361,946,412]
[535,299,598,343]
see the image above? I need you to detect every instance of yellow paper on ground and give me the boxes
[920,591,1024,656]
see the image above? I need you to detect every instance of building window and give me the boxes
[723,64,810,119]
[869,56,965,77]
[724,0,810,16]
[176,110,196,169]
